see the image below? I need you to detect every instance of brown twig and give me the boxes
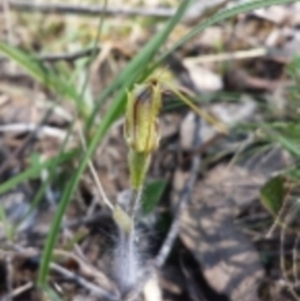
[6,245,121,301]
[5,0,174,18]
[35,47,99,62]
[0,46,100,63]
[38,47,99,62]
[50,262,120,301]
[5,0,232,25]
[2,282,34,300]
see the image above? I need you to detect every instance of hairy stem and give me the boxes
[113,186,144,298]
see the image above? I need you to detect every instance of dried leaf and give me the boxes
[175,165,265,301]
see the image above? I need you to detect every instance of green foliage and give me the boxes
[0,151,75,195]
[260,176,285,215]
[263,123,300,158]
[0,42,89,118]
[142,179,166,215]
[285,168,300,181]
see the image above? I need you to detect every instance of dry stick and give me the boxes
[9,244,120,301]
[6,0,174,18]
[293,233,300,286]
[2,282,34,300]
[10,282,33,298]
[126,116,201,301]
[3,0,14,45]
[155,157,200,268]
[280,209,300,301]
[0,43,99,64]
[184,47,291,64]
[3,0,17,75]
[156,116,201,267]
[53,249,113,285]
[5,256,13,301]
[6,0,231,22]
[36,47,100,62]
[0,123,68,140]
[77,123,114,211]
[64,211,108,228]
[50,263,120,301]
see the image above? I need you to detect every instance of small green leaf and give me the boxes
[260,176,285,215]
[142,179,166,214]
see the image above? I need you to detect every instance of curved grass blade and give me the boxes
[155,0,300,67]
[0,42,88,118]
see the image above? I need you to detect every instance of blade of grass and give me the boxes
[0,42,88,118]
[273,133,300,157]
[37,0,194,286]
[154,0,300,67]
[0,151,75,195]
[262,123,300,157]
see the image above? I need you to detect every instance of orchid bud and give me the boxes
[124,80,161,154]
[124,80,161,190]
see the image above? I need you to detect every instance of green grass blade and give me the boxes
[0,42,88,117]
[260,176,285,215]
[154,0,299,66]
[275,134,300,157]
[37,0,194,286]
[263,123,300,157]
[0,151,75,195]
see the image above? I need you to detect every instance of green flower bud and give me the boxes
[124,80,162,190]
[124,80,161,154]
